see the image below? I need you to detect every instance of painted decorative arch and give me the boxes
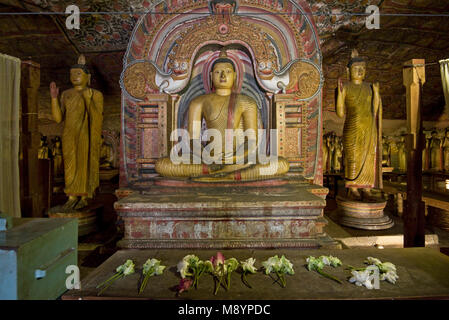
[120,0,324,187]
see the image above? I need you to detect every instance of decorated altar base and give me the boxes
[115,179,338,249]
[63,247,449,300]
[116,0,329,250]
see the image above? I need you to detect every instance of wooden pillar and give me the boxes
[403,59,426,247]
[20,60,42,217]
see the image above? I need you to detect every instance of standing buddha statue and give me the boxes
[333,136,343,173]
[336,49,383,200]
[429,130,442,171]
[52,136,63,177]
[382,136,391,167]
[442,128,449,171]
[397,135,407,172]
[49,55,104,210]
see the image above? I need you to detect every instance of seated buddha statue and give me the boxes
[100,135,114,170]
[155,50,289,181]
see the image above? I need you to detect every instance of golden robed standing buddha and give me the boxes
[336,50,383,200]
[155,51,289,181]
[49,55,104,210]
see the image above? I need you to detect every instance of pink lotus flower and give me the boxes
[210,252,226,295]
[210,252,225,268]
[177,278,193,294]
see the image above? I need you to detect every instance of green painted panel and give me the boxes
[0,218,78,300]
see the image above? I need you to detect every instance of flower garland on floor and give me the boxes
[93,254,398,296]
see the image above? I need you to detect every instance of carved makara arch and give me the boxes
[121,0,321,99]
[120,0,324,186]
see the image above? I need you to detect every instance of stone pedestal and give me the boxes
[99,169,119,181]
[115,178,339,249]
[48,204,103,237]
[337,196,394,230]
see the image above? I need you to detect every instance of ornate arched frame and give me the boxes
[120,0,324,187]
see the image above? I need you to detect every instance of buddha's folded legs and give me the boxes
[193,157,289,181]
[155,157,206,177]
[156,155,290,181]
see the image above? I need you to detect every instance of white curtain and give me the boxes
[440,59,449,114]
[0,54,21,217]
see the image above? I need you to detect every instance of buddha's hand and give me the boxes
[337,78,346,94]
[208,164,224,173]
[83,88,93,101]
[372,82,380,94]
[50,82,59,99]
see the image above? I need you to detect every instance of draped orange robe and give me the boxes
[60,88,103,197]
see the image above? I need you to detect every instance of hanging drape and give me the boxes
[440,59,449,113]
[0,54,21,217]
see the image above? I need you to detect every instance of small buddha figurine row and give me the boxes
[37,134,116,177]
[425,128,449,171]
[37,135,50,160]
[381,128,449,172]
[322,132,343,174]
[37,135,64,177]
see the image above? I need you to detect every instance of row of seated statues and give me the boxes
[382,128,449,172]
[38,133,117,178]
[37,135,63,176]
[425,129,449,171]
[324,127,449,175]
[322,132,343,174]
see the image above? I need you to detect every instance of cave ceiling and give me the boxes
[1,0,449,120]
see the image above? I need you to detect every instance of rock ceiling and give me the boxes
[1,0,449,120]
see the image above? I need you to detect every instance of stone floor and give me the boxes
[68,247,449,300]
[75,198,449,286]
[324,199,449,249]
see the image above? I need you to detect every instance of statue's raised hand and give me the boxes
[83,88,93,101]
[50,82,59,99]
[337,78,347,95]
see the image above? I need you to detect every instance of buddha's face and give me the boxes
[70,68,89,87]
[211,62,235,90]
[349,62,366,82]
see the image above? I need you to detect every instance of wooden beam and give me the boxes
[402,59,426,247]
[0,32,64,40]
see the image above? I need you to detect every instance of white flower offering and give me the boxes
[306,255,343,284]
[240,257,258,288]
[96,259,135,296]
[139,258,166,294]
[348,257,399,289]
[364,257,399,285]
[224,258,240,290]
[349,268,376,290]
[241,257,257,274]
[261,255,294,288]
